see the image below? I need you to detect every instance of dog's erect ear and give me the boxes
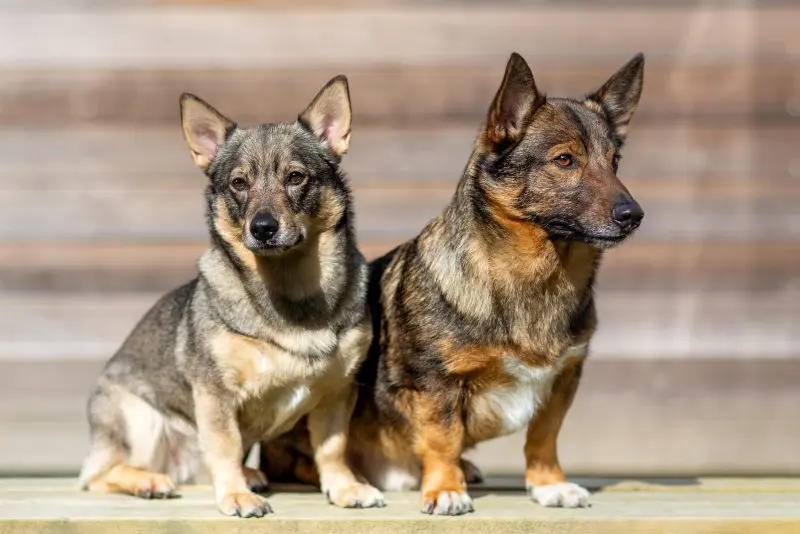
[180,93,235,172]
[485,53,544,150]
[299,75,352,158]
[587,53,645,142]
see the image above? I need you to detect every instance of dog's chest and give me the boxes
[466,345,586,439]
[467,359,556,438]
[212,329,342,435]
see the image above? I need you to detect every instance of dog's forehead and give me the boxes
[537,99,616,149]
[234,123,321,169]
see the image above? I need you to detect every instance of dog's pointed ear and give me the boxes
[485,53,544,150]
[299,75,352,158]
[180,93,235,172]
[587,53,645,141]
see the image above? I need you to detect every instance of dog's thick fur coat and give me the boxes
[79,76,384,517]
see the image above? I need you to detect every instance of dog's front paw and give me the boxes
[242,466,269,493]
[420,489,474,515]
[218,491,272,518]
[528,482,590,508]
[133,473,177,500]
[326,482,385,508]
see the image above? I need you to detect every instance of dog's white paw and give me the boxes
[218,491,272,518]
[327,482,385,509]
[421,490,474,515]
[529,482,590,508]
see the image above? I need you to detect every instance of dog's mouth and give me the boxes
[244,234,305,256]
[543,219,633,249]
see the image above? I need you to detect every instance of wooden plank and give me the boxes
[0,61,794,126]
[1,359,797,475]
[0,289,796,361]
[158,0,794,6]
[0,125,795,189]
[0,7,794,68]
[0,178,797,242]
[2,0,784,10]
[2,242,797,294]
[0,480,800,532]
[0,0,147,9]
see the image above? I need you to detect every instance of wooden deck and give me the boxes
[0,478,799,534]
[0,0,796,476]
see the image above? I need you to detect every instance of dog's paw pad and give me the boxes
[327,482,385,509]
[242,467,269,493]
[420,490,474,515]
[529,482,590,508]
[219,491,272,518]
[134,473,177,500]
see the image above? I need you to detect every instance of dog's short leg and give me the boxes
[525,358,590,508]
[194,388,272,518]
[307,386,385,509]
[414,394,473,516]
[88,465,177,499]
[80,384,180,499]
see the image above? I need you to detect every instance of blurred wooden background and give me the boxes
[0,0,797,477]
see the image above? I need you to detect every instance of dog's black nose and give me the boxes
[611,200,644,230]
[250,213,279,241]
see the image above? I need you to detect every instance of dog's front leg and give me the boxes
[414,393,473,515]
[307,385,385,509]
[194,388,272,518]
[524,357,590,508]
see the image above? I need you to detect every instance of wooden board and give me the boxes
[0,61,795,126]
[3,0,788,9]
[0,7,794,69]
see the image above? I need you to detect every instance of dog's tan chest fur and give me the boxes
[211,323,368,440]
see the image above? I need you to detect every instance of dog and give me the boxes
[78,75,385,518]
[260,52,645,515]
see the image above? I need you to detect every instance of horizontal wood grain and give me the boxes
[0,61,794,126]
[2,0,787,10]
[0,7,794,68]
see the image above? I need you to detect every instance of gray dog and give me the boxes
[78,75,384,518]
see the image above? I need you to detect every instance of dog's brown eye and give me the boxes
[231,177,248,191]
[553,154,574,168]
[286,171,306,186]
